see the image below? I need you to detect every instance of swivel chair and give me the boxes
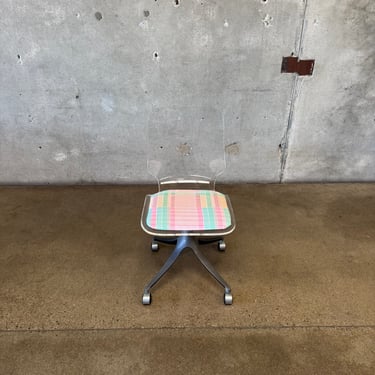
[140,107,236,305]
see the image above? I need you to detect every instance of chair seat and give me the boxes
[144,189,233,232]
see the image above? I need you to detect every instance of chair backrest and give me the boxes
[147,106,226,191]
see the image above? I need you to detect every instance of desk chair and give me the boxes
[140,108,236,305]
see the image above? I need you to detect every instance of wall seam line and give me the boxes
[279,0,309,183]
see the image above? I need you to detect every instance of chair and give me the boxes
[140,107,236,305]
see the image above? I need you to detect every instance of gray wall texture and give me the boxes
[0,0,374,184]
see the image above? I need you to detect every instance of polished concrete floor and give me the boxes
[0,184,374,374]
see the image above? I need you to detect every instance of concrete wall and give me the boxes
[0,0,374,184]
[284,0,375,182]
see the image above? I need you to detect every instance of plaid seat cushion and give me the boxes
[146,190,232,231]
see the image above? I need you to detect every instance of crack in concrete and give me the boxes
[279,0,309,183]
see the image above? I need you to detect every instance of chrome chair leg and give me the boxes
[189,238,232,304]
[143,236,188,304]
[189,238,231,293]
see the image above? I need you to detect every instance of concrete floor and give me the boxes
[0,184,374,374]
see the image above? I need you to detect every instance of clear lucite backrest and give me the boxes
[147,106,226,191]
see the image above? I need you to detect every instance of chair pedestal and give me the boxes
[142,236,232,305]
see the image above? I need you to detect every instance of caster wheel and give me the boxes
[151,241,159,252]
[224,293,233,305]
[142,292,152,305]
[218,240,226,251]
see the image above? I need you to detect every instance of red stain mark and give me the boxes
[281,56,315,76]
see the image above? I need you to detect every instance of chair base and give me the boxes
[142,236,232,305]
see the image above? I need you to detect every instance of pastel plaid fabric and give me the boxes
[146,190,232,231]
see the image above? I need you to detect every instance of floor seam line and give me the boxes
[1,324,375,334]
